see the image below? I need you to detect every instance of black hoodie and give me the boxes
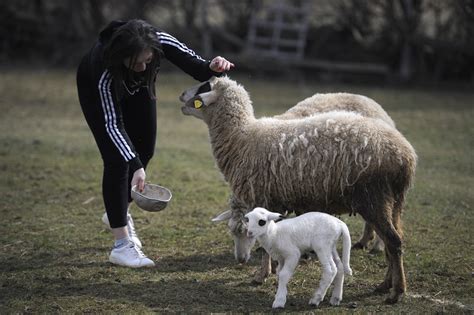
[79,20,219,173]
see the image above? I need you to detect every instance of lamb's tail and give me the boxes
[341,223,353,276]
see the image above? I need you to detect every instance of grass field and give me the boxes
[0,69,472,313]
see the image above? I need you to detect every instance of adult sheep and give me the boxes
[275,92,395,252]
[179,76,417,304]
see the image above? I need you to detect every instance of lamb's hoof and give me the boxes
[309,295,323,307]
[351,242,367,250]
[272,300,285,309]
[329,296,341,306]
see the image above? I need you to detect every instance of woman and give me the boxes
[76,19,234,268]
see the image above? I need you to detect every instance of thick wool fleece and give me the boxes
[201,77,416,217]
[274,92,396,129]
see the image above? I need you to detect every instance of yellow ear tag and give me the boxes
[194,99,203,109]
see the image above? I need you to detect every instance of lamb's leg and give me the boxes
[309,247,337,307]
[352,222,375,250]
[272,254,299,309]
[253,249,271,284]
[329,247,345,306]
[276,258,285,276]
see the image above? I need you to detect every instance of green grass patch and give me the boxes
[0,70,472,313]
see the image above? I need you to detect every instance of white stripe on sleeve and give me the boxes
[157,31,205,61]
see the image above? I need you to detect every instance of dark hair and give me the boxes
[103,19,163,99]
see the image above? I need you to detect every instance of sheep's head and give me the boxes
[244,207,284,238]
[212,209,256,264]
[179,76,254,123]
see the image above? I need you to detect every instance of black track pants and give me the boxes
[76,61,156,228]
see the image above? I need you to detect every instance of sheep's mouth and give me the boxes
[181,106,193,116]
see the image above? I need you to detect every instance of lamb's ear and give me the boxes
[185,91,218,109]
[267,211,284,221]
[212,210,232,222]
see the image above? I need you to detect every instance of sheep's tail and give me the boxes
[341,223,353,276]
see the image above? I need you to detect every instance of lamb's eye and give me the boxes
[258,220,266,226]
[243,217,249,223]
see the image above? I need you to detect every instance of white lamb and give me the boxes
[245,207,353,309]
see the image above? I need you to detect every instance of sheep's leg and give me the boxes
[385,204,406,304]
[374,247,392,294]
[253,250,271,284]
[329,247,345,306]
[309,247,337,307]
[352,222,375,250]
[353,181,406,304]
[370,204,405,304]
[272,254,299,309]
[370,234,385,253]
[353,222,385,253]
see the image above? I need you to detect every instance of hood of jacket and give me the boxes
[99,20,127,44]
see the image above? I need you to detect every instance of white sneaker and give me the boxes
[102,212,142,248]
[109,242,155,268]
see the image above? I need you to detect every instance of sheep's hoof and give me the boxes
[251,276,266,286]
[251,279,263,286]
[373,282,391,294]
[351,242,367,250]
[384,293,402,304]
[369,246,384,255]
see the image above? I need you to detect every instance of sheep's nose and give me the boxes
[247,231,254,238]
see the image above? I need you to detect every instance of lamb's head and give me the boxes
[244,207,284,238]
[179,76,254,124]
[212,209,256,263]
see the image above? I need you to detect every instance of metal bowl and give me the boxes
[131,184,172,212]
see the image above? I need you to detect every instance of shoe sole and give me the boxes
[109,257,155,268]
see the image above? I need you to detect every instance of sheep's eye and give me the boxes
[243,217,249,223]
[258,220,266,226]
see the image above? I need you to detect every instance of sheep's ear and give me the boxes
[185,91,218,109]
[211,210,232,222]
[199,90,218,106]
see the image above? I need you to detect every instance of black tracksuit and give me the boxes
[76,21,218,228]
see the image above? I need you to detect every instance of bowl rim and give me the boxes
[131,184,172,203]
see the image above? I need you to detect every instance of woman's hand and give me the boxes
[131,168,146,192]
[209,56,234,73]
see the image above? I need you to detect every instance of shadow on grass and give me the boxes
[1,245,371,312]
[156,252,254,273]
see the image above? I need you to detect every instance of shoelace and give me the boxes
[128,243,146,258]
